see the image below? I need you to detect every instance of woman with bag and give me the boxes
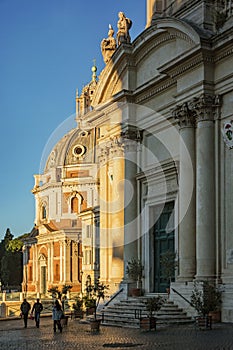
[52,299,63,333]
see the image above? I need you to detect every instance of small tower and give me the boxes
[76,61,98,119]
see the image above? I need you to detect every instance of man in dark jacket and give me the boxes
[31,298,43,328]
[20,298,31,328]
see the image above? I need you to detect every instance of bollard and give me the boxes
[1,302,7,318]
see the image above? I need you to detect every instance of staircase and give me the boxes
[156,300,194,326]
[100,297,194,328]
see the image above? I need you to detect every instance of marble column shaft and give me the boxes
[175,104,196,281]
[194,95,216,279]
[122,138,138,273]
[196,121,216,278]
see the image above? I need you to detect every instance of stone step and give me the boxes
[101,298,194,328]
[157,309,187,315]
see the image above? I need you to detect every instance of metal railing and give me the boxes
[171,287,194,307]
[0,296,75,318]
[103,288,124,308]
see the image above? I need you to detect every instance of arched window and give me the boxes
[42,205,47,219]
[71,197,79,213]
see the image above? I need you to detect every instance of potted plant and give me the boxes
[61,284,72,311]
[83,276,109,332]
[190,281,222,329]
[72,296,84,319]
[160,250,177,295]
[140,296,165,331]
[83,295,96,316]
[48,286,61,300]
[126,258,144,296]
[48,284,72,304]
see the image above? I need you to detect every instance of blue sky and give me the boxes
[0,1,146,240]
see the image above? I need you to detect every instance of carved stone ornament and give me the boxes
[222,120,233,149]
[189,94,216,122]
[117,12,132,45]
[48,150,56,169]
[101,24,117,64]
[174,94,222,127]
[173,102,196,128]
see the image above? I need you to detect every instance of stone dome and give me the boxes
[44,127,96,172]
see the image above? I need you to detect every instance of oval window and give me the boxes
[72,144,86,157]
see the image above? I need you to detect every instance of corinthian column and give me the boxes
[193,94,216,279]
[123,138,138,268]
[120,127,142,276]
[174,102,196,281]
[98,145,110,282]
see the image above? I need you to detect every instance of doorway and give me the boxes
[152,201,175,293]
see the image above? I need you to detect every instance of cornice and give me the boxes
[136,29,199,67]
[92,46,133,106]
[135,78,176,104]
[158,47,214,79]
[62,180,97,188]
[135,32,176,66]
[133,45,217,105]
[32,182,61,194]
[136,160,179,181]
[214,45,233,63]
[93,18,202,106]
[212,26,233,50]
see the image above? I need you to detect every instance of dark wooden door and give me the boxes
[154,202,175,293]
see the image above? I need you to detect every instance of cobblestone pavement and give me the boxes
[0,317,233,350]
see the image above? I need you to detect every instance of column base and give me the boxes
[176,276,194,283]
[195,275,216,281]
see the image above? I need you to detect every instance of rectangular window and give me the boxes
[86,225,92,238]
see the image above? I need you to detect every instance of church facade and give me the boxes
[22,0,233,322]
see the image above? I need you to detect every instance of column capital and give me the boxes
[98,145,109,164]
[173,102,196,128]
[109,137,124,157]
[116,125,142,154]
[174,94,222,126]
[189,94,222,122]
[65,239,72,247]
[120,125,142,142]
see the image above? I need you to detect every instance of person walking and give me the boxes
[52,299,63,333]
[31,298,43,328]
[20,298,31,328]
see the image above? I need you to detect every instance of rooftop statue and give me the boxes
[101,25,117,64]
[117,12,132,45]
